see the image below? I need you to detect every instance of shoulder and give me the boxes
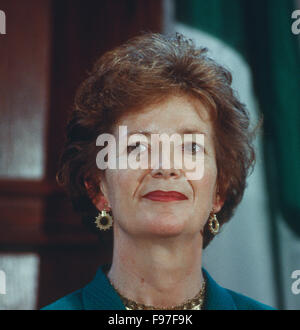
[40,264,126,310]
[202,268,276,310]
[225,288,276,310]
[40,289,84,310]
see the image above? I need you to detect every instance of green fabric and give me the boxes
[176,0,247,55]
[176,0,300,234]
[40,264,275,310]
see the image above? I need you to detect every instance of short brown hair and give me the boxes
[57,32,256,249]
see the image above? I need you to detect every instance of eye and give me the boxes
[127,142,148,154]
[182,142,203,154]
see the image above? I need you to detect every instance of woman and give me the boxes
[41,33,274,310]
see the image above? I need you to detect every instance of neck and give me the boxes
[107,225,204,308]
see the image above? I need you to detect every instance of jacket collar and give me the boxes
[202,268,237,310]
[82,264,125,310]
[82,264,237,310]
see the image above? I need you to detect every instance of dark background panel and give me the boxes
[0,0,162,309]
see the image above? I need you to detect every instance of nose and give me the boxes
[150,167,181,179]
[150,139,182,179]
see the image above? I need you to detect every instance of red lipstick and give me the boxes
[142,190,188,202]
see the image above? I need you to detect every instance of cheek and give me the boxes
[193,161,218,205]
[105,169,140,203]
[203,166,217,188]
[105,169,143,232]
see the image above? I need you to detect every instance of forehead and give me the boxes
[113,94,213,136]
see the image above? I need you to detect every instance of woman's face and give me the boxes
[98,94,223,239]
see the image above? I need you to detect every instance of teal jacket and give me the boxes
[41,265,275,310]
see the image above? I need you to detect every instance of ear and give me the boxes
[212,184,224,213]
[84,178,110,212]
[213,193,224,213]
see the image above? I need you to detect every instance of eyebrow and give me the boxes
[127,128,206,136]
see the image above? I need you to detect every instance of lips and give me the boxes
[142,190,188,202]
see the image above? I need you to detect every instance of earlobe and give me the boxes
[84,179,110,211]
[213,193,224,213]
[94,194,110,212]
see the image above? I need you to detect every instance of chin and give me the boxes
[143,217,187,237]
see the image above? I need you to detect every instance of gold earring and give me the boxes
[95,209,113,231]
[208,213,219,235]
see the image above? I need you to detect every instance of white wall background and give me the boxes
[0,253,39,310]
